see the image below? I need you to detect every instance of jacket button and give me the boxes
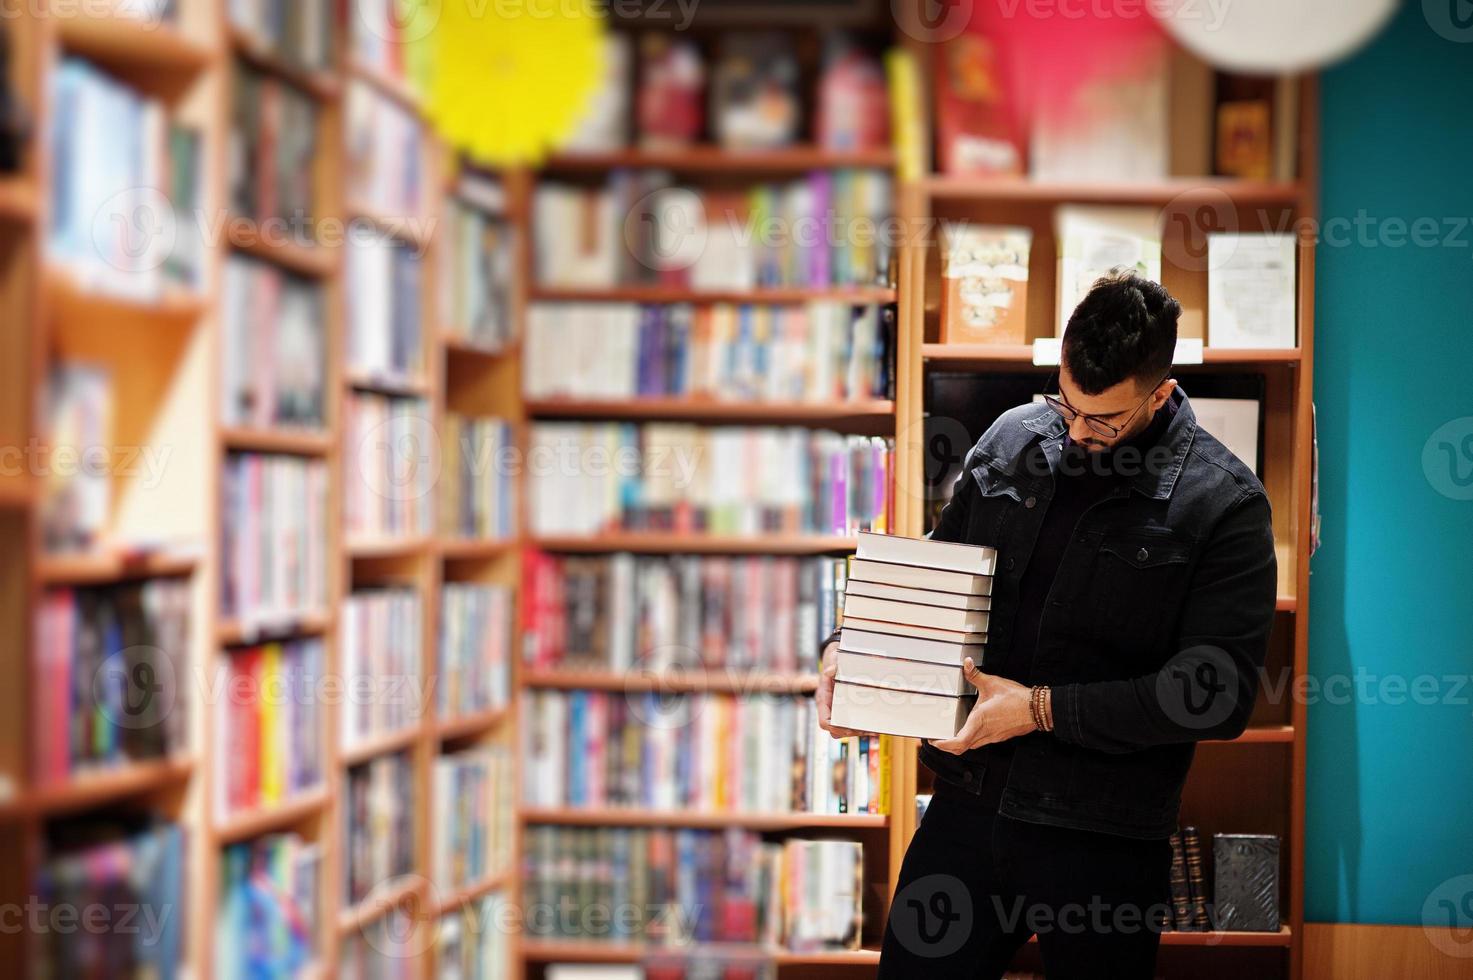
[1024,496,1037,509]
[1137,547,1150,561]
[1005,558,1016,571]
[963,771,974,782]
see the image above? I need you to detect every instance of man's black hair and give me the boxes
[1061,270,1181,395]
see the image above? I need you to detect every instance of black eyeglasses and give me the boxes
[1043,372,1169,439]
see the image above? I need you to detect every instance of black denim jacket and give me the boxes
[912,389,1279,839]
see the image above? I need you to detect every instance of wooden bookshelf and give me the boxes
[520,807,888,831]
[531,533,860,555]
[530,284,898,305]
[543,146,896,174]
[525,397,897,425]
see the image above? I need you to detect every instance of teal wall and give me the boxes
[1308,0,1473,923]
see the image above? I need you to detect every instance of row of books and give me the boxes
[527,424,893,538]
[441,414,517,541]
[221,452,329,621]
[33,820,185,978]
[940,212,1297,348]
[33,580,190,784]
[230,60,319,233]
[341,586,423,748]
[439,583,514,719]
[520,552,845,674]
[523,303,895,403]
[347,224,426,382]
[523,827,863,951]
[442,187,517,353]
[523,690,890,816]
[437,893,514,980]
[344,393,435,540]
[217,833,321,980]
[346,79,428,218]
[229,0,334,72]
[42,363,112,554]
[347,0,419,86]
[1168,828,1281,932]
[213,638,325,818]
[433,746,516,891]
[48,57,202,299]
[565,31,889,153]
[345,752,415,905]
[533,171,894,291]
[221,255,327,431]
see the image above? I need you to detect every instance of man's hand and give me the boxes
[929,658,1039,754]
[816,640,864,739]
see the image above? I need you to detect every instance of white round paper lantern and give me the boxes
[1154,0,1398,73]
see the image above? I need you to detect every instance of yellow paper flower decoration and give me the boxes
[411,0,607,167]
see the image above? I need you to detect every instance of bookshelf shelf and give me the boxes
[520,807,887,831]
[1210,725,1295,745]
[519,940,882,965]
[523,669,818,695]
[530,285,898,306]
[344,201,434,251]
[525,397,897,425]
[37,549,199,585]
[336,876,426,935]
[344,369,431,397]
[55,11,214,80]
[530,533,860,555]
[542,146,897,174]
[432,871,511,916]
[214,788,331,845]
[921,343,1303,367]
[435,706,512,742]
[441,334,517,360]
[220,425,333,455]
[11,757,194,820]
[346,60,423,113]
[438,537,518,560]
[1159,927,1294,947]
[47,269,209,326]
[217,610,333,646]
[0,178,37,224]
[226,223,338,277]
[227,26,340,101]
[340,726,423,768]
[0,477,31,509]
[346,536,433,559]
[920,175,1304,207]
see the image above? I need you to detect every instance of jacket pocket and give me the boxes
[1089,531,1192,659]
[919,742,987,796]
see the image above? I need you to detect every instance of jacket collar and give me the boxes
[1016,387,1198,500]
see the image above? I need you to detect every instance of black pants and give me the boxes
[879,776,1173,980]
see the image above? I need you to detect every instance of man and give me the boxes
[816,272,1278,978]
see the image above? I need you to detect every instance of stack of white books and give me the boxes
[829,532,997,740]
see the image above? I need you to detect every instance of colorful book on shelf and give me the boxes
[520,551,845,674]
[344,751,415,905]
[817,33,890,153]
[33,579,190,784]
[940,224,1031,346]
[442,189,517,352]
[523,688,888,815]
[438,583,512,719]
[346,77,427,217]
[214,637,323,819]
[524,301,894,403]
[340,587,423,748]
[230,0,334,71]
[42,362,112,553]
[221,255,327,431]
[229,59,319,231]
[433,746,514,891]
[441,415,516,541]
[710,33,800,150]
[221,452,329,620]
[35,820,185,979]
[347,223,424,380]
[343,393,433,539]
[638,33,703,149]
[1207,232,1298,350]
[933,32,1025,177]
[528,423,892,538]
[216,833,320,980]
